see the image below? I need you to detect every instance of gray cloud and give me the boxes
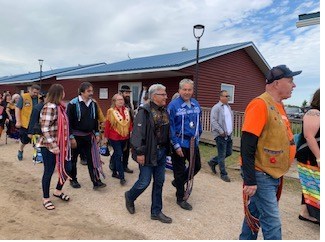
[0,0,320,105]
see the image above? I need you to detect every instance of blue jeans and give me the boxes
[109,139,127,180]
[239,171,282,240]
[127,147,166,215]
[211,136,232,176]
[41,147,69,198]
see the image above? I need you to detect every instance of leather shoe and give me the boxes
[125,192,135,214]
[93,181,107,190]
[112,173,120,179]
[177,200,193,211]
[151,212,172,224]
[124,167,134,173]
[221,175,231,182]
[70,179,81,188]
[120,179,126,186]
[208,160,217,174]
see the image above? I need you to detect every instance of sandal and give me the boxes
[298,215,320,225]
[43,201,55,210]
[53,193,70,201]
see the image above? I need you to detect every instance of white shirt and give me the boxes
[140,90,147,105]
[223,105,233,135]
[78,95,92,107]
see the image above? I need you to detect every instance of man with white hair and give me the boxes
[125,84,172,224]
[167,78,202,211]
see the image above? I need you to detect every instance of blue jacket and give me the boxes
[167,96,202,149]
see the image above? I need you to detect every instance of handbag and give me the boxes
[295,132,320,157]
[297,162,320,209]
[32,135,43,164]
[100,143,110,156]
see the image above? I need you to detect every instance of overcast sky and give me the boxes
[0,0,320,106]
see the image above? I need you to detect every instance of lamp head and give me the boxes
[193,24,205,38]
[38,59,44,66]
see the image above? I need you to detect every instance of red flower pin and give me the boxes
[270,157,276,163]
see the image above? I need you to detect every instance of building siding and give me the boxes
[57,77,185,113]
[180,49,266,111]
[1,49,266,113]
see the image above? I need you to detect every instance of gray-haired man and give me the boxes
[125,84,172,224]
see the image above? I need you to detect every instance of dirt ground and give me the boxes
[0,137,320,240]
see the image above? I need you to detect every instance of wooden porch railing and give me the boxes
[200,107,302,151]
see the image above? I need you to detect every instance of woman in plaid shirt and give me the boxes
[38,84,71,210]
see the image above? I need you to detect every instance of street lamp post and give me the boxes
[193,24,205,100]
[38,59,44,89]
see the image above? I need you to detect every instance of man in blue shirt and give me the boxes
[167,78,202,211]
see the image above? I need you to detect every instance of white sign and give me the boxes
[99,88,108,99]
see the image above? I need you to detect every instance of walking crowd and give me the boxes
[0,64,320,239]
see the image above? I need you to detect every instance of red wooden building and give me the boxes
[0,42,269,112]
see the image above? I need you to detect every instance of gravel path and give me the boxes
[0,138,320,240]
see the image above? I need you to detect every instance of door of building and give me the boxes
[118,82,142,109]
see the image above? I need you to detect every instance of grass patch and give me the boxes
[199,143,240,167]
[199,143,302,193]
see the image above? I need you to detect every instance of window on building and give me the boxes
[221,83,235,103]
[99,88,109,99]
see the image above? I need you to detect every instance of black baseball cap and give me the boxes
[266,65,302,84]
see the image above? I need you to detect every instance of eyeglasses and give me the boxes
[155,93,167,96]
[221,95,230,98]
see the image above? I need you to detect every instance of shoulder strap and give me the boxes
[297,137,320,152]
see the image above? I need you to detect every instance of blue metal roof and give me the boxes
[1,41,269,84]
[299,11,320,20]
[58,42,254,78]
[0,63,106,84]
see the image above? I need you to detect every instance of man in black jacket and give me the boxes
[27,92,46,164]
[66,82,106,190]
[124,84,172,224]
[27,92,46,137]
